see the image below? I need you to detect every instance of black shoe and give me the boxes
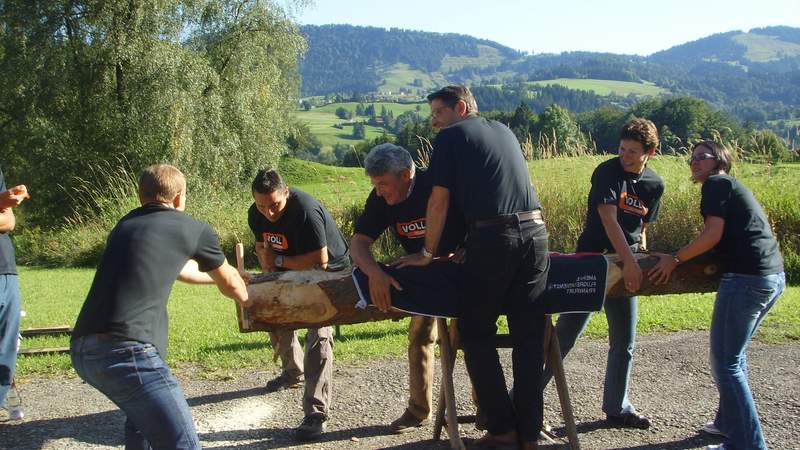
[295,415,327,441]
[265,373,303,393]
[606,412,651,429]
[389,409,430,434]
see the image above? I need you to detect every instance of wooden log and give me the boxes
[240,270,406,332]
[605,253,721,298]
[240,253,721,332]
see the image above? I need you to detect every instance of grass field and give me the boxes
[733,32,800,63]
[294,101,429,149]
[13,156,800,379]
[15,266,799,378]
[529,78,667,97]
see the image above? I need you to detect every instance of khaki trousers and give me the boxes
[269,327,333,418]
[407,315,437,420]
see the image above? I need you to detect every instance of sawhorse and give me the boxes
[433,316,580,449]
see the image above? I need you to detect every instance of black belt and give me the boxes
[472,210,544,229]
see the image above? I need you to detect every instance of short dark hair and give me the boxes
[251,169,286,194]
[692,140,733,174]
[426,85,478,116]
[619,118,659,152]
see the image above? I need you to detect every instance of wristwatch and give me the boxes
[672,253,682,264]
[422,247,434,259]
[275,255,284,268]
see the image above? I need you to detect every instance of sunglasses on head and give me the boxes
[687,153,716,165]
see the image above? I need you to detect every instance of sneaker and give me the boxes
[702,421,726,437]
[606,412,651,429]
[706,445,726,450]
[295,415,327,441]
[265,373,303,393]
[0,406,23,423]
[389,409,430,434]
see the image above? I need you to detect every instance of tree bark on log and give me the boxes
[238,253,721,332]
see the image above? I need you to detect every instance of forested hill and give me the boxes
[299,25,800,122]
[299,24,521,96]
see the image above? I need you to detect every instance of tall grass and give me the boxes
[13,157,800,282]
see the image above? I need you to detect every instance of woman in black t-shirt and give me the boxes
[649,141,784,450]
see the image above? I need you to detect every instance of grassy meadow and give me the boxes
[13,156,800,378]
[529,78,667,97]
[294,101,428,149]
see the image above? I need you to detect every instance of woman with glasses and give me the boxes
[649,140,785,450]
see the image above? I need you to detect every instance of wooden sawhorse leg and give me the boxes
[433,316,580,449]
[434,317,465,450]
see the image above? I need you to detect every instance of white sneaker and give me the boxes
[702,421,727,437]
[706,445,725,450]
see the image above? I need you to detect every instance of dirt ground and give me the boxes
[1,331,799,450]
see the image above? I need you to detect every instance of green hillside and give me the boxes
[295,101,429,149]
[529,78,667,97]
[733,32,800,62]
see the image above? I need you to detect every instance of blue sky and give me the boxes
[292,0,800,56]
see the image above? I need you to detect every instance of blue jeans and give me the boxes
[550,295,638,416]
[71,335,201,450]
[0,274,21,406]
[710,272,784,450]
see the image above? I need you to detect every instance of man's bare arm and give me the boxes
[207,260,250,306]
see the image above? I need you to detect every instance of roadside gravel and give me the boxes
[2,331,798,449]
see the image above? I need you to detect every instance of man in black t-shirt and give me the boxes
[397,85,549,450]
[549,118,664,430]
[247,168,349,441]
[0,168,29,419]
[71,164,249,450]
[352,143,466,434]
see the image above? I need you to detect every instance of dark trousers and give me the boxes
[458,220,549,443]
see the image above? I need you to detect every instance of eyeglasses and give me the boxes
[687,153,716,165]
[430,105,453,116]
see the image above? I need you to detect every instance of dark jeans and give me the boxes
[458,220,549,443]
[71,335,200,450]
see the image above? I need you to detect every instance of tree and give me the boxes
[352,122,366,139]
[0,0,307,222]
[535,104,588,156]
[335,107,353,120]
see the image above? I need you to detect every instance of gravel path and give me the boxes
[2,331,799,450]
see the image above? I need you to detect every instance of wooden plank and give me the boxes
[19,347,70,355]
[20,326,72,337]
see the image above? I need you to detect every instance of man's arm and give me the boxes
[351,233,402,312]
[597,204,641,292]
[0,207,14,233]
[394,186,450,268]
[177,260,214,284]
[206,260,250,306]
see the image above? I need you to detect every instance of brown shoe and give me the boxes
[389,409,430,434]
[265,372,303,393]
[606,412,651,429]
[467,431,519,450]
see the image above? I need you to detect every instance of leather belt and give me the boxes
[472,210,544,229]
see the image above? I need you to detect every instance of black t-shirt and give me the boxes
[577,157,664,252]
[354,170,466,255]
[0,166,17,275]
[701,174,783,275]
[72,204,226,357]
[248,188,349,271]
[429,116,540,223]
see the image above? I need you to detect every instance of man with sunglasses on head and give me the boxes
[545,118,664,430]
[397,85,549,449]
[247,168,350,442]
